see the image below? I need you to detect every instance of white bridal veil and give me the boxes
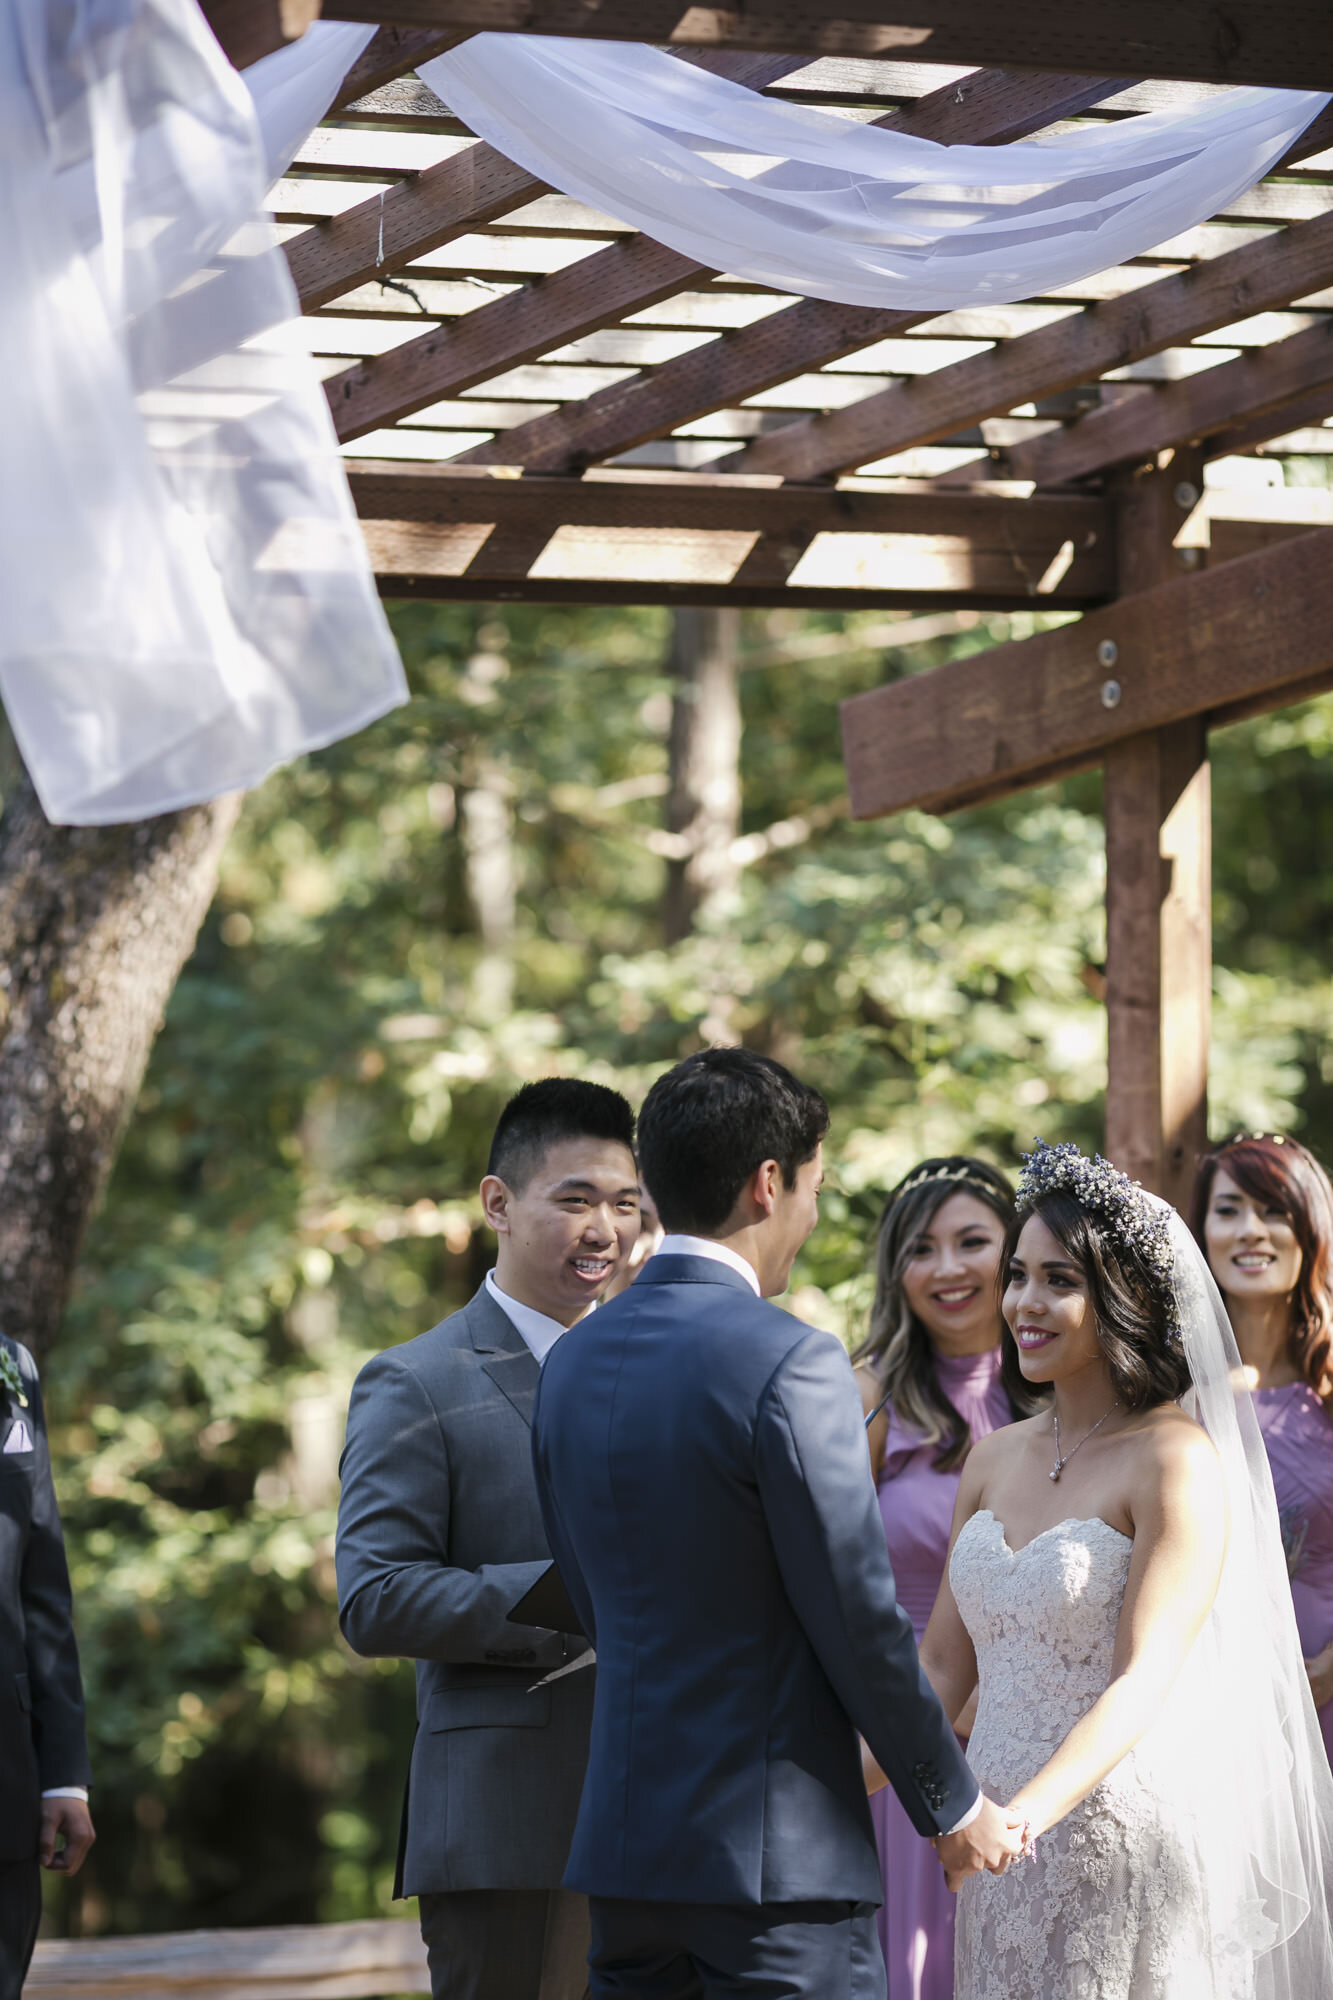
[1166,1213,1333,1995]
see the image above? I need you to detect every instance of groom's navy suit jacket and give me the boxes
[532,1253,976,1909]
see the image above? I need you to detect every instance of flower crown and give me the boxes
[1016,1140,1180,1333]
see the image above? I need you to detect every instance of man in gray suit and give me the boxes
[336,1079,641,2000]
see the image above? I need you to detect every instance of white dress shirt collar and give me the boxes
[484,1268,571,1364]
[656,1233,761,1296]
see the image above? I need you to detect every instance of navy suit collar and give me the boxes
[634,1254,759,1296]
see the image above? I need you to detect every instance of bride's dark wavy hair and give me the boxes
[998,1188,1192,1414]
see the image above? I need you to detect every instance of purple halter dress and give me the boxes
[1253,1381,1333,1763]
[871,1348,1012,2000]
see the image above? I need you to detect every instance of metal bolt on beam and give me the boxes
[1101,678,1123,709]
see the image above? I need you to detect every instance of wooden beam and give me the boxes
[330,237,710,435]
[1206,385,1333,462]
[317,3,1333,90]
[349,464,1113,605]
[1103,720,1211,1200]
[289,147,545,313]
[444,73,1129,469]
[731,207,1333,482]
[201,0,319,69]
[1001,321,1333,488]
[330,27,464,108]
[1102,456,1209,1204]
[838,518,1333,819]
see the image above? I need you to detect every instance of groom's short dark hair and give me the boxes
[487,1078,636,1193]
[637,1048,828,1235]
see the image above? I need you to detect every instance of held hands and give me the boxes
[932,1795,1024,1893]
[39,1797,95,1875]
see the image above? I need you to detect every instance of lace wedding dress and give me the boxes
[952,1508,1270,2000]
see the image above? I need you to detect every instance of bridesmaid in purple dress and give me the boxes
[854,1158,1039,2000]
[1191,1133,1333,1760]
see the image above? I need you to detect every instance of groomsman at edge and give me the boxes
[0,1333,94,2000]
[532,1049,1020,2000]
[336,1080,641,2000]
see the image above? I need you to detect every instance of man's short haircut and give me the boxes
[636,1048,829,1235]
[486,1078,636,1194]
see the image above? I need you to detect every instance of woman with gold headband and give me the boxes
[854,1156,1041,2000]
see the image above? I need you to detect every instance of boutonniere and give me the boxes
[0,1349,28,1409]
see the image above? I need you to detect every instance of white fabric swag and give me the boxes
[425,37,1330,311]
[0,4,402,826]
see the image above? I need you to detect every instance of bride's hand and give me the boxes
[935,1796,1023,1891]
[861,1738,889,1794]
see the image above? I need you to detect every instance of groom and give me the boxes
[532,1049,1019,1998]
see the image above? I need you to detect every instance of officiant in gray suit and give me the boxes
[336,1079,641,2000]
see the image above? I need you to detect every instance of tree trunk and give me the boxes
[663,607,741,946]
[461,757,516,1018]
[0,772,240,1361]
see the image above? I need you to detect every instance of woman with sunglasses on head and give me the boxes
[1191,1131,1333,1761]
[854,1157,1039,2000]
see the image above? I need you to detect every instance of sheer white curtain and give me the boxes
[246,18,375,183]
[0,2,402,826]
[424,36,1329,310]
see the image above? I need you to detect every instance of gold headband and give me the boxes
[896,1163,997,1199]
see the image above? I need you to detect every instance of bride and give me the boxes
[895,1139,1333,1999]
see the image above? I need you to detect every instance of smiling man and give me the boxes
[336,1079,639,2000]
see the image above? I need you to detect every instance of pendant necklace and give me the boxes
[1050,1400,1120,1482]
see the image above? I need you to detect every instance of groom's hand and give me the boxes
[933,1796,1023,1891]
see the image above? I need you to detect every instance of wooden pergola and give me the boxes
[214,1,1333,1207]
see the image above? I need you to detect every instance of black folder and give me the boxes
[508,1561,586,1638]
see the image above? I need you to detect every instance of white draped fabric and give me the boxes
[0,2,403,826]
[246,18,376,185]
[424,37,1330,311]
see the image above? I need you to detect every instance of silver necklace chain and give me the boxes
[1050,1400,1120,1482]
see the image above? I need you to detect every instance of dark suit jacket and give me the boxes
[532,1254,977,1908]
[0,1337,90,1862]
[336,1284,594,1897]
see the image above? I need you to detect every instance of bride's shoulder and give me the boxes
[962,1411,1045,1478]
[1125,1401,1224,1509]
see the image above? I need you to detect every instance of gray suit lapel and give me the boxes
[468,1286,541,1427]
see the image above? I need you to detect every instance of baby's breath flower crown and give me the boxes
[1015,1139,1180,1338]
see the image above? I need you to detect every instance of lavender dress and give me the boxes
[871,1349,1012,2000]
[1253,1382,1333,1763]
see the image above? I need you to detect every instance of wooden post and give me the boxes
[1103,453,1211,1206]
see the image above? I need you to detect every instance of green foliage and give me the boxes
[42,594,1333,1937]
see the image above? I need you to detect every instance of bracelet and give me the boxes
[1017,1817,1038,1863]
